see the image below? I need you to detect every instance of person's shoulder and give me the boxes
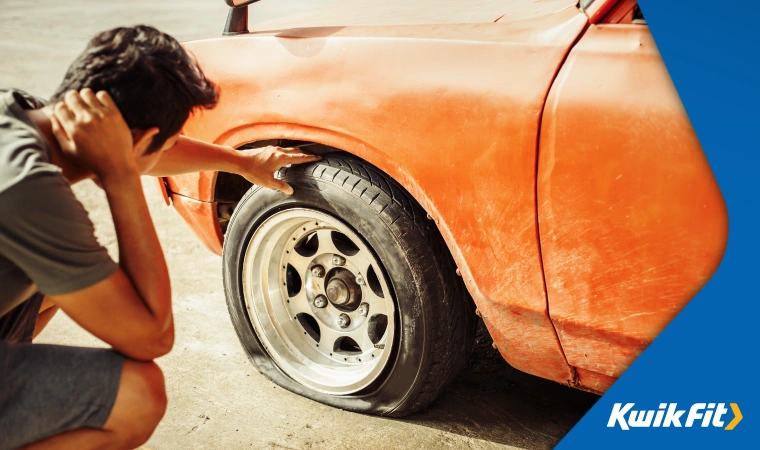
[0,88,48,110]
[0,89,56,195]
[0,88,49,131]
[0,144,59,196]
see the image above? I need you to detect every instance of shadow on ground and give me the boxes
[402,320,599,449]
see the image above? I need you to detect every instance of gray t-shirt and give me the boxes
[0,89,118,318]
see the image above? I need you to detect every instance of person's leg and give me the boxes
[18,359,167,450]
[0,293,45,343]
[0,343,166,450]
[33,296,59,339]
[0,294,61,342]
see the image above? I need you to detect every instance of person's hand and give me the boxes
[236,146,322,195]
[50,89,137,181]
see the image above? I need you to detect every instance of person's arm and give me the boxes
[146,135,321,195]
[48,89,173,361]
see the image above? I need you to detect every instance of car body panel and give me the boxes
[170,193,225,255]
[581,0,619,23]
[164,171,215,201]
[598,0,638,24]
[164,0,727,393]
[247,0,578,29]
[537,24,728,377]
[168,6,589,385]
[155,177,172,206]
[575,367,617,393]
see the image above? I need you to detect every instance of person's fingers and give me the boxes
[50,115,78,156]
[271,179,295,195]
[284,153,322,163]
[53,102,77,132]
[256,176,294,195]
[80,88,104,110]
[95,90,117,111]
[49,115,72,148]
[51,107,75,152]
[63,90,90,119]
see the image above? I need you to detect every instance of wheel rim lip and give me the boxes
[241,208,396,395]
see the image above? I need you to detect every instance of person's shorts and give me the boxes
[0,293,124,450]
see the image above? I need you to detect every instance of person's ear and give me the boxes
[131,127,160,156]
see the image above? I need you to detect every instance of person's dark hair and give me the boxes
[51,25,218,153]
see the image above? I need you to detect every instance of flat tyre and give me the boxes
[223,154,476,416]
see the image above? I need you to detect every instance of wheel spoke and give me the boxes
[315,229,341,255]
[286,291,312,316]
[345,257,390,302]
[352,320,375,353]
[286,251,312,276]
[352,318,390,354]
[365,291,389,317]
[318,325,343,349]
[347,253,374,278]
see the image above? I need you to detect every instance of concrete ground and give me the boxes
[0,1,598,448]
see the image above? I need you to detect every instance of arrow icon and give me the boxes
[725,403,742,430]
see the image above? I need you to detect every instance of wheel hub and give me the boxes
[326,279,349,304]
[325,268,362,309]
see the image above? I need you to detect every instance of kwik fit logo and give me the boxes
[608,403,743,430]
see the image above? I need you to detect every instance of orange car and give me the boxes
[160,0,727,416]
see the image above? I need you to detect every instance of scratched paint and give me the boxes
[537,24,728,380]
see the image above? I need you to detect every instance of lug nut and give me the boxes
[332,255,346,266]
[358,302,369,317]
[314,295,328,308]
[355,274,365,285]
[338,313,351,328]
[311,265,325,278]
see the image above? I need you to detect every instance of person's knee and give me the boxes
[104,359,167,447]
[133,360,168,425]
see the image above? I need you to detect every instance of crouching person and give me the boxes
[0,25,319,449]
